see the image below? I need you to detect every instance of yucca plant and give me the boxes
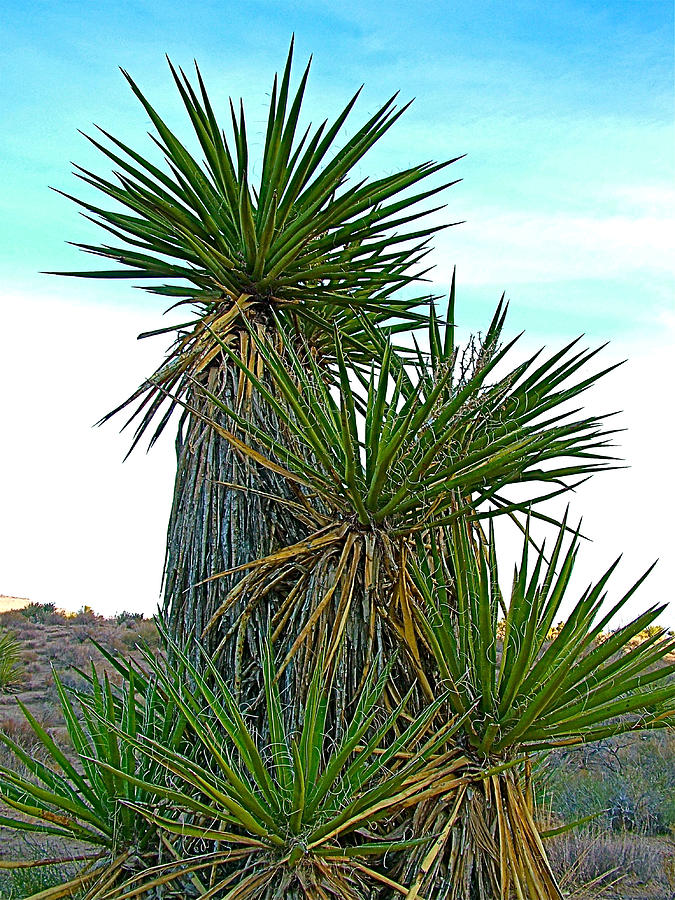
[181,288,618,723]
[57,39,461,666]
[36,40,673,900]
[73,638,472,900]
[0,660,188,899]
[395,514,675,899]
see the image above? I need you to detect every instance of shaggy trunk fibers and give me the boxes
[161,357,305,692]
[393,767,563,900]
[202,520,429,731]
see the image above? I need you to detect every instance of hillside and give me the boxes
[0,603,158,735]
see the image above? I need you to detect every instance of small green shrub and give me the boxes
[71,604,98,624]
[0,629,25,692]
[0,837,82,898]
[538,729,675,834]
[130,617,160,647]
[114,610,144,624]
[0,648,190,898]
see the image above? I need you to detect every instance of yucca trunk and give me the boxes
[200,514,433,730]
[269,542,422,731]
[162,351,306,675]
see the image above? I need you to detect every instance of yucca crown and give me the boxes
[60,38,460,308]
[55,38,464,449]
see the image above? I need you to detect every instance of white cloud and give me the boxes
[610,185,675,217]
[489,329,675,629]
[433,206,675,287]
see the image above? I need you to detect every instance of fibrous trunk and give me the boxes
[161,354,305,695]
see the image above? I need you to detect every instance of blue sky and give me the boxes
[2,0,672,333]
[1,0,673,620]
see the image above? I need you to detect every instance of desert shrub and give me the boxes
[71,627,93,644]
[129,617,159,648]
[0,629,25,692]
[70,605,99,625]
[114,610,144,624]
[0,716,53,776]
[0,839,80,899]
[45,642,81,666]
[0,861,79,899]
[0,609,29,627]
[117,628,142,651]
[0,655,189,899]
[11,624,39,643]
[45,611,69,625]
[43,668,92,708]
[0,717,42,748]
[539,729,675,834]
[19,602,56,624]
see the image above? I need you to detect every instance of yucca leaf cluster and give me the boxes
[415,515,675,758]
[202,291,618,537]
[0,629,25,692]
[179,287,674,898]
[185,290,621,719]
[0,659,188,897]
[398,518,675,897]
[64,40,455,307]
[0,637,468,900]
[98,640,467,899]
[59,39,463,674]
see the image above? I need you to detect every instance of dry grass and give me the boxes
[547,829,675,899]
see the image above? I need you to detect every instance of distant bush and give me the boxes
[0,842,79,899]
[0,629,25,692]
[71,604,99,624]
[130,617,160,648]
[0,609,29,627]
[114,610,145,624]
[115,618,160,651]
[539,729,675,834]
[0,717,56,775]
[635,624,675,642]
[0,864,66,899]
[19,601,57,624]
[46,643,82,667]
